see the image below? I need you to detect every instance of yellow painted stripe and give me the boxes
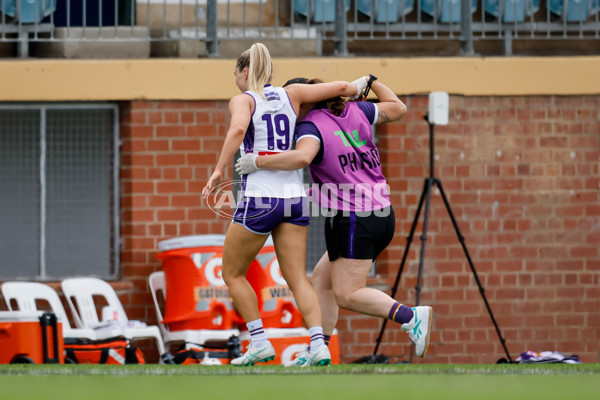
[1,57,599,101]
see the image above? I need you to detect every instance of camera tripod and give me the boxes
[372,115,513,364]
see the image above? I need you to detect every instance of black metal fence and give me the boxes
[1,0,599,57]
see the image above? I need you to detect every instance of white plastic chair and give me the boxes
[148,271,240,350]
[1,281,105,341]
[61,277,166,356]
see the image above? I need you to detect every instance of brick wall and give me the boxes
[120,96,600,364]
[120,100,232,358]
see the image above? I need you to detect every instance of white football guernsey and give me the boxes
[240,85,306,199]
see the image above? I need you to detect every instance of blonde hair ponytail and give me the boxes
[236,43,272,100]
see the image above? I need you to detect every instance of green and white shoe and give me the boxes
[284,346,310,367]
[230,341,276,366]
[304,345,331,367]
[285,345,331,367]
[401,306,433,357]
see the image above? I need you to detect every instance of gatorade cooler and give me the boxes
[157,235,244,331]
[240,328,341,365]
[249,237,303,329]
[0,311,64,364]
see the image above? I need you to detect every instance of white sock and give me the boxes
[246,319,268,349]
[309,326,325,352]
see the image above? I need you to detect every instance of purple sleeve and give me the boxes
[295,121,324,165]
[295,121,322,142]
[357,101,377,125]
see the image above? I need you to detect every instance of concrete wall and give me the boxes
[2,57,599,101]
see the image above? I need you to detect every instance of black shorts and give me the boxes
[324,206,395,262]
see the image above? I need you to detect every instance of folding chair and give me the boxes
[294,0,351,22]
[548,0,592,21]
[0,0,57,24]
[148,271,240,351]
[356,0,415,23]
[421,0,478,23]
[61,277,166,356]
[484,0,540,22]
[1,281,105,341]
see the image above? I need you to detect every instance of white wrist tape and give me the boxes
[350,77,368,100]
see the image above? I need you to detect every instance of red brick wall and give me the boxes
[120,96,600,364]
[119,101,232,359]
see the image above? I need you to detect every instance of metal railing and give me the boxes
[1,0,599,57]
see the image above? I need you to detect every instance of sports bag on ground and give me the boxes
[64,336,145,364]
[173,336,242,365]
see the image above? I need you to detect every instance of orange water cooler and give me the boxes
[0,311,64,364]
[157,234,317,364]
[250,236,303,329]
[157,235,244,331]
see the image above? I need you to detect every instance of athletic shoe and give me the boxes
[285,345,331,367]
[304,345,332,367]
[284,346,310,367]
[401,306,433,357]
[230,341,276,366]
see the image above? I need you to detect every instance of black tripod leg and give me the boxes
[372,178,429,357]
[434,178,513,363]
[408,177,435,363]
[415,178,435,307]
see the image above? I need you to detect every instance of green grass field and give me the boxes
[1,364,598,400]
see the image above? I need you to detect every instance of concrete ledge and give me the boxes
[1,57,600,101]
[32,27,151,59]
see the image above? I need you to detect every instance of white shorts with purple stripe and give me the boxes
[233,197,310,235]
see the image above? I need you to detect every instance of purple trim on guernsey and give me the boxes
[281,87,298,118]
[242,93,256,153]
[241,173,247,193]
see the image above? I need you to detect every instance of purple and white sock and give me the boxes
[309,326,325,352]
[246,319,267,349]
